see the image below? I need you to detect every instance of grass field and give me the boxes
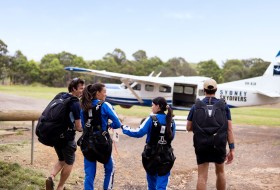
[1,85,280,127]
[0,161,45,189]
[0,85,65,100]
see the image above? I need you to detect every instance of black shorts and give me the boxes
[195,147,226,165]
[54,140,77,165]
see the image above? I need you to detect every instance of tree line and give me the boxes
[0,39,270,87]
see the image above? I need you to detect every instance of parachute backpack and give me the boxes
[192,99,228,155]
[35,92,79,147]
[77,101,112,164]
[142,115,176,176]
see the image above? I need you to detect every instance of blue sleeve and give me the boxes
[102,102,122,129]
[172,120,176,139]
[225,105,232,120]
[187,105,195,121]
[70,101,81,120]
[80,110,85,128]
[122,116,151,138]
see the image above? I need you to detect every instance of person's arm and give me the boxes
[72,101,83,132]
[186,106,194,132]
[225,120,234,164]
[74,119,83,132]
[122,117,151,138]
[186,120,192,131]
[103,102,122,129]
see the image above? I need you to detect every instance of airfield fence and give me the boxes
[0,110,41,165]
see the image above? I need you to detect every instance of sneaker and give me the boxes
[46,176,55,190]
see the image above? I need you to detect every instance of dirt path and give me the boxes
[0,93,280,190]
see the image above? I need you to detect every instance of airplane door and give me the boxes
[172,83,197,108]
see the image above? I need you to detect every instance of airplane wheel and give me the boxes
[120,105,133,109]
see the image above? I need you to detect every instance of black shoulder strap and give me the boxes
[53,92,67,99]
[215,98,226,109]
[195,98,206,108]
[85,101,104,131]
[53,92,79,103]
[151,115,159,127]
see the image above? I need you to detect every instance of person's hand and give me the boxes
[225,149,234,164]
[74,126,83,132]
[120,125,128,130]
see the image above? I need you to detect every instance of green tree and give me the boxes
[39,52,88,86]
[26,60,40,83]
[197,60,222,83]
[159,57,197,76]
[40,58,65,86]
[87,58,121,83]
[57,51,88,68]
[222,59,244,82]
[0,39,9,83]
[9,51,29,84]
[242,58,270,78]
[8,51,40,84]
[132,50,147,61]
[104,48,126,64]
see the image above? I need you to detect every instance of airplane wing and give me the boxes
[256,90,280,98]
[65,67,173,86]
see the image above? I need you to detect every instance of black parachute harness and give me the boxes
[142,115,176,176]
[78,101,112,164]
[192,98,228,155]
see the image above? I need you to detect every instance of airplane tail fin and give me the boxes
[276,50,280,64]
[258,51,280,97]
[263,50,280,76]
[276,50,280,58]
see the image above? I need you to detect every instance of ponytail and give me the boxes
[152,97,173,140]
[81,84,94,111]
[81,83,105,111]
[165,105,173,140]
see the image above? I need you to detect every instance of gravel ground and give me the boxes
[0,93,280,190]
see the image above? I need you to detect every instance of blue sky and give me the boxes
[2,0,280,66]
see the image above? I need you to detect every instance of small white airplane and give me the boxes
[65,51,280,111]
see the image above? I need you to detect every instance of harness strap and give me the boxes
[151,115,167,145]
[86,101,104,131]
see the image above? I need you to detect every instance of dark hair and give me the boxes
[204,88,217,95]
[81,83,105,111]
[152,97,173,140]
[68,78,85,92]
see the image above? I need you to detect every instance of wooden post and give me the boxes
[0,110,41,165]
[31,120,35,165]
[0,110,41,121]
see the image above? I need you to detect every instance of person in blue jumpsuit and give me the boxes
[122,97,176,190]
[80,83,122,190]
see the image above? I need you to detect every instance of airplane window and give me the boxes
[133,84,141,90]
[145,84,154,91]
[184,87,194,94]
[198,89,204,96]
[174,86,183,93]
[159,86,171,93]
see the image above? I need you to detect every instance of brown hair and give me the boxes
[68,78,85,92]
[152,97,173,140]
[81,83,105,111]
[204,88,217,95]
